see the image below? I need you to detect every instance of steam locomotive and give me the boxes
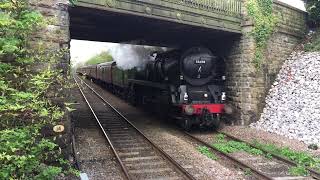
[77,47,226,130]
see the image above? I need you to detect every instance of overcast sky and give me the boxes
[278,0,305,11]
[70,0,306,66]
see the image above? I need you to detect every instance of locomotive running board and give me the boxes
[128,79,168,90]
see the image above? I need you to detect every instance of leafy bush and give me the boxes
[0,0,78,179]
[0,127,62,179]
[306,0,320,27]
[85,51,113,65]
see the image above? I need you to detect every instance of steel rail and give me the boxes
[76,75,196,180]
[183,131,273,180]
[218,131,320,180]
[74,76,131,180]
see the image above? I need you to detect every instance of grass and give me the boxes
[244,168,252,176]
[289,166,309,176]
[252,141,320,174]
[197,134,320,176]
[212,134,263,155]
[212,134,320,176]
[197,146,218,160]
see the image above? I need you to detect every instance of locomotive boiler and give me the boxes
[77,47,226,130]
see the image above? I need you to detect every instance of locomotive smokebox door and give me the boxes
[180,47,217,86]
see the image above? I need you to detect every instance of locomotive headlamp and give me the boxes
[184,105,194,115]
[183,92,189,101]
[221,92,226,101]
[204,93,208,98]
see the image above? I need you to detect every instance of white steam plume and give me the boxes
[108,44,167,70]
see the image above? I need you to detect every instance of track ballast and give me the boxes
[75,76,195,180]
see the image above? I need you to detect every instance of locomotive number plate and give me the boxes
[195,60,206,64]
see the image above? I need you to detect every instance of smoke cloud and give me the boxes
[108,44,167,70]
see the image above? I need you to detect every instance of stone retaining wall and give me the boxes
[225,0,307,125]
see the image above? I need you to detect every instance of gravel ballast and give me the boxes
[251,52,320,146]
[84,78,245,180]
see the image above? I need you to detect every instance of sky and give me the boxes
[70,40,114,67]
[278,0,306,11]
[70,0,306,66]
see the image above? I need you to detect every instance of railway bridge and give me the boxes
[32,0,307,125]
[70,0,243,46]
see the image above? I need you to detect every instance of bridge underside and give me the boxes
[70,7,239,47]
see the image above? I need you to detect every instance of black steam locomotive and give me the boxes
[77,47,226,129]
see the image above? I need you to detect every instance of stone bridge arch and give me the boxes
[31,0,307,125]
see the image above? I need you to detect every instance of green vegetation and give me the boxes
[304,0,320,52]
[0,127,63,179]
[212,135,320,176]
[244,168,252,176]
[306,0,320,26]
[197,146,218,160]
[69,0,78,6]
[246,0,278,69]
[212,134,263,155]
[308,144,319,150]
[304,30,320,52]
[289,166,309,176]
[0,0,77,179]
[252,141,320,174]
[85,51,113,65]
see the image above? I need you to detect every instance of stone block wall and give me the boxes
[225,0,307,125]
[30,0,72,158]
[30,0,70,69]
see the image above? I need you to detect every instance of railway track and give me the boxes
[74,76,196,180]
[184,131,320,180]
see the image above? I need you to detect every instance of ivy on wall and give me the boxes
[246,0,278,69]
[0,0,77,179]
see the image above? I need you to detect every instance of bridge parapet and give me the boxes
[76,0,243,33]
[162,0,242,17]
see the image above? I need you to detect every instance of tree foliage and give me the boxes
[306,0,320,27]
[85,51,113,65]
[305,0,320,52]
